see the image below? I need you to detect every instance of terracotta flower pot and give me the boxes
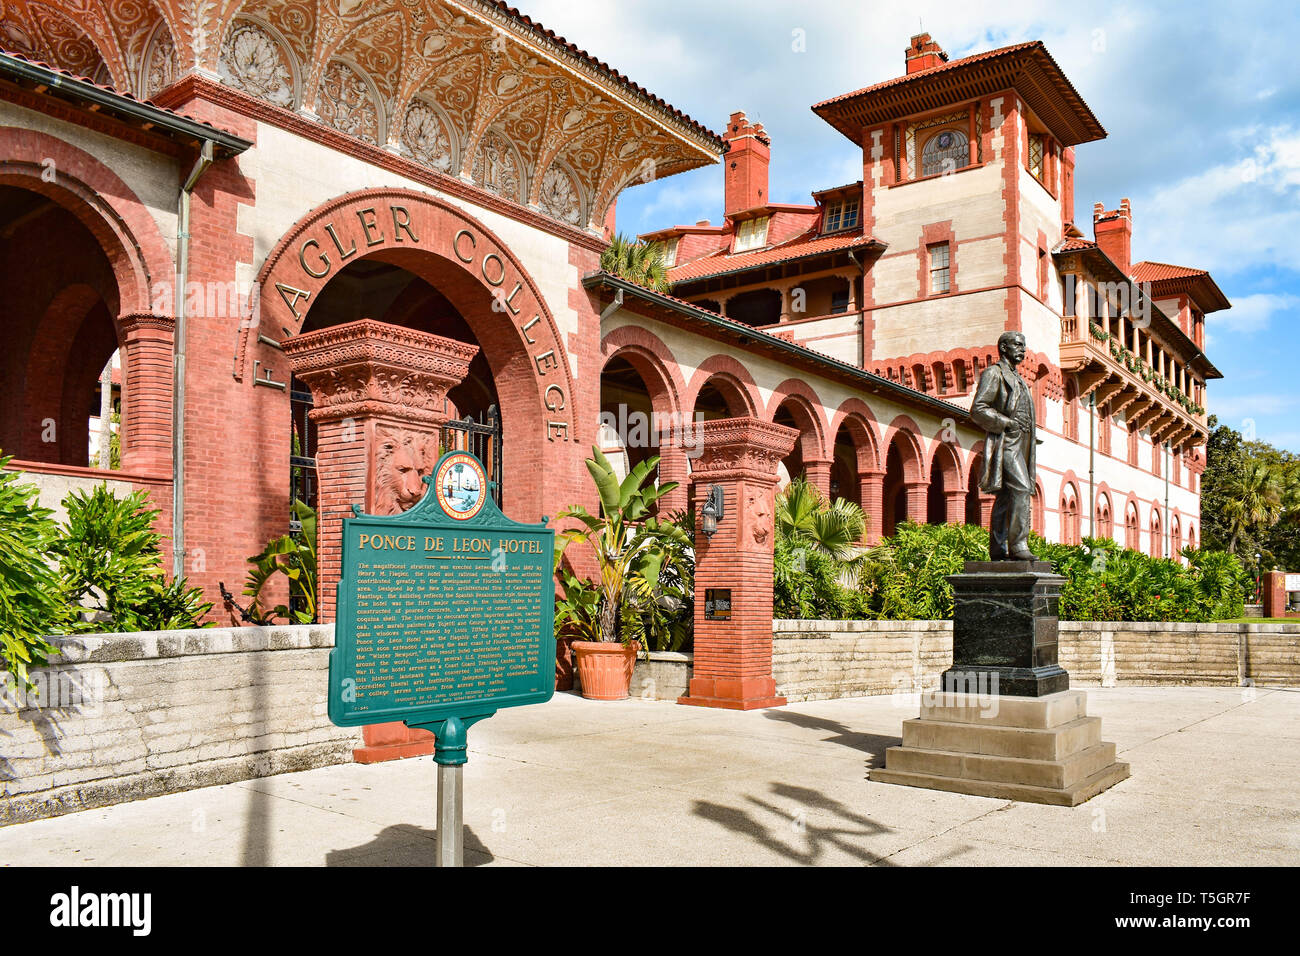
[572,640,639,701]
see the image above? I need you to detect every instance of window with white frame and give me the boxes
[928,242,951,294]
[823,198,859,233]
[733,216,770,253]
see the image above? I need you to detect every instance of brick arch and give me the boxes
[684,354,761,418]
[600,324,687,422]
[929,438,965,493]
[829,398,883,473]
[0,127,173,316]
[765,378,829,465]
[884,414,927,483]
[1059,475,1082,545]
[258,187,578,520]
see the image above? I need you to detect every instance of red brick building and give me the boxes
[0,6,1229,711]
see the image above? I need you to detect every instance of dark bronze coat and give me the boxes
[971,359,1036,494]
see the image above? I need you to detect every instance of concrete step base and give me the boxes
[871,760,1131,807]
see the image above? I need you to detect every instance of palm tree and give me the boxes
[775,477,869,585]
[600,233,670,293]
[559,447,690,643]
[1222,459,1284,555]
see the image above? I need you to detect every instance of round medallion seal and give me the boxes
[434,452,487,520]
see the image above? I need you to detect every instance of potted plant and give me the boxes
[558,447,689,700]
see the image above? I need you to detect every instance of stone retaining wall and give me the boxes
[1,625,359,827]
[772,619,1300,701]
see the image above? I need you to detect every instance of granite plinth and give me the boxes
[872,690,1131,806]
[942,562,1068,697]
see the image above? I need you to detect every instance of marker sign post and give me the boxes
[329,451,555,866]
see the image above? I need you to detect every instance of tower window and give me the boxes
[920,128,969,177]
[928,242,951,294]
[1028,133,1045,182]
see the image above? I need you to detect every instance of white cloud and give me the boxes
[1206,292,1299,339]
[1135,126,1300,277]
[1206,392,1296,421]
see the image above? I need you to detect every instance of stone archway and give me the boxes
[256,188,582,523]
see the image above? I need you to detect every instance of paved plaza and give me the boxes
[1,685,1297,867]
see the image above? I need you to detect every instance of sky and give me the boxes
[521,0,1300,452]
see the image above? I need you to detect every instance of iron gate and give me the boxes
[288,383,502,531]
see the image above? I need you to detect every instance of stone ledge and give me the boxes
[43,624,336,664]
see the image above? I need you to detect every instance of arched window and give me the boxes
[1150,509,1162,558]
[1125,502,1140,551]
[1171,515,1182,558]
[1097,493,1113,541]
[1063,380,1079,442]
[921,129,969,177]
[1061,482,1080,545]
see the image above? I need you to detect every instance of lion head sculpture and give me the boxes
[373,426,439,513]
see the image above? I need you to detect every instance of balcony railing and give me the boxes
[1060,319,1207,451]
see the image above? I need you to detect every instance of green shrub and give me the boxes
[59,485,211,632]
[0,459,66,692]
[860,522,990,620]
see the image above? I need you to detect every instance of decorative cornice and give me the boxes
[692,417,799,480]
[117,311,177,335]
[156,76,610,253]
[283,319,478,422]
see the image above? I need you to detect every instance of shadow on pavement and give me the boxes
[326,824,495,866]
[761,708,900,767]
[693,781,896,865]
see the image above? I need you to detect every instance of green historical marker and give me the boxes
[328,450,555,865]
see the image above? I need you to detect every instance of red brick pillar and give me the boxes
[283,319,477,763]
[117,311,174,475]
[945,490,966,525]
[680,417,798,711]
[656,430,691,516]
[1263,571,1293,618]
[859,469,885,545]
[978,493,995,528]
[803,459,832,499]
[904,480,929,524]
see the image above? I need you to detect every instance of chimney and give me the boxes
[723,111,770,217]
[1093,198,1133,276]
[905,33,948,74]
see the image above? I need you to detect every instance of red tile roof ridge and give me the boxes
[488,2,723,146]
[1131,260,1210,280]
[813,40,1042,108]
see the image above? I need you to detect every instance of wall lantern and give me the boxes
[700,484,726,539]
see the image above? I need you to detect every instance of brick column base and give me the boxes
[679,417,798,711]
[284,319,477,762]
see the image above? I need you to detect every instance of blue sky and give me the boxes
[524,0,1300,452]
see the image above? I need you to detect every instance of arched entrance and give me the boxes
[0,135,175,479]
[256,188,580,525]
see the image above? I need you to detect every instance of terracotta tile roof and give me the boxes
[669,230,879,283]
[814,41,1041,108]
[0,48,243,142]
[813,40,1104,147]
[489,3,724,147]
[1056,237,1097,252]
[1130,260,1208,282]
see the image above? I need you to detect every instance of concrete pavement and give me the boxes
[1,685,1297,866]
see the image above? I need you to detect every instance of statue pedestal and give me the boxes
[874,561,1129,805]
[872,690,1131,806]
[941,560,1069,697]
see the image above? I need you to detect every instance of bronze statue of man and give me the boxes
[972,331,1038,561]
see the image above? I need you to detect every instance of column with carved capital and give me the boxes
[283,319,477,763]
[680,417,798,711]
[117,311,174,475]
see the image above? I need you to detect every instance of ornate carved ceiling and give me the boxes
[0,0,721,231]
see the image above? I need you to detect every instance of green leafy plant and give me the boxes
[243,499,318,624]
[0,457,66,693]
[557,447,691,648]
[600,233,670,293]
[775,477,869,586]
[860,521,990,620]
[59,485,212,632]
